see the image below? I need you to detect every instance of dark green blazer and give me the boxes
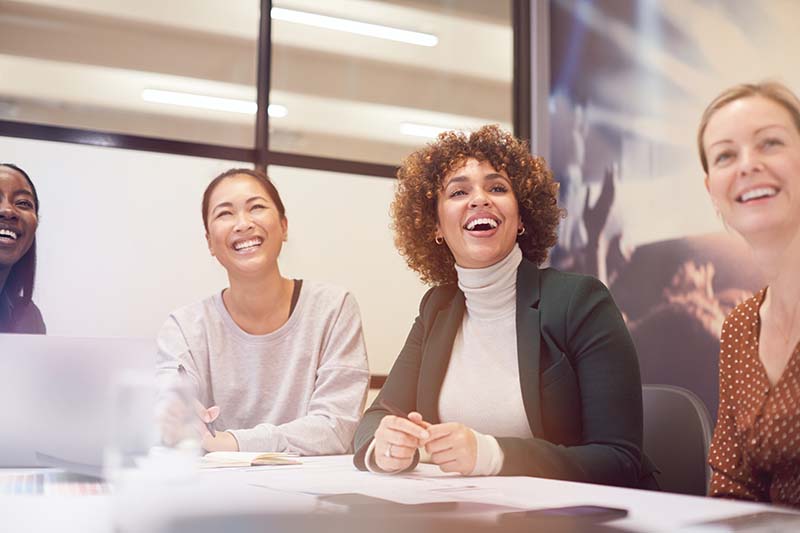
[354,258,656,488]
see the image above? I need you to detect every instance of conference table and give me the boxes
[0,455,792,532]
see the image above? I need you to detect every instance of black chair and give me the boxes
[642,384,713,496]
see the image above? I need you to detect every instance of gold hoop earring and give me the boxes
[517,226,526,236]
[435,235,444,245]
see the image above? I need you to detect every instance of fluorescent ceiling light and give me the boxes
[400,122,464,139]
[141,89,287,118]
[142,89,255,114]
[271,7,438,47]
[267,103,288,118]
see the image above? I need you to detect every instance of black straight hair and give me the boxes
[0,163,39,318]
[201,168,286,231]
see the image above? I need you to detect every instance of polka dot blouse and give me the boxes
[708,288,800,506]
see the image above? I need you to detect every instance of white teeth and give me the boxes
[234,238,262,250]
[466,218,499,231]
[0,229,17,240]
[739,187,777,202]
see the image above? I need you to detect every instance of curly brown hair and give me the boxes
[391,124,563,285]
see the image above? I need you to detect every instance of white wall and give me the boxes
[2,136,428,373]
[270,165,428,374]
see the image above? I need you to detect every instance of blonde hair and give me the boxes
[698,81,800,173]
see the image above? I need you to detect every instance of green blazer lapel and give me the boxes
[516,259,544,437]
[418,290,465,424]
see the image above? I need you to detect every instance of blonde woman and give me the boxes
[699,82,800,505]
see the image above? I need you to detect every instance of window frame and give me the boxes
[0,0,532,180]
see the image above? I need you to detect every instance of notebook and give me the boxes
[200,451,301,468]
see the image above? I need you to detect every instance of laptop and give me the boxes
[0,334,155,478]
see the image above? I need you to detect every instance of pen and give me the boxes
[379,400,429,429]
[177,364,217,437]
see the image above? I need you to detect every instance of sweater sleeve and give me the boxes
[155,315,201,397]
[496,276,646,487]
[470,430,504,476]
[229,293,370,455]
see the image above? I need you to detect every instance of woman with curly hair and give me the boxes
[353,125,654,487]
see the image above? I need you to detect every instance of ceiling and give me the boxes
[0,0,513,165]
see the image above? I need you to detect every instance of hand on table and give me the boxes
[423,422,477,475]
[374,412,430,472]
[189,403,241,452]
[201,429,239,452]
[373,413,480,475]
[159,395,222,448]
[167,400,238,452]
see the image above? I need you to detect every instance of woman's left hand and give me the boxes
[202,430,239,452]
[423,422,477,475]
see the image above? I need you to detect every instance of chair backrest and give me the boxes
[642,384,713,496]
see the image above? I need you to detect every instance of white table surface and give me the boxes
[0,455,781,533]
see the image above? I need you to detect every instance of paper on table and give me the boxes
[244,458,504,505]
[200,451,301,468]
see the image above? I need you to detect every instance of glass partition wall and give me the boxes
[1,0,521,174]
[0,0,527,375]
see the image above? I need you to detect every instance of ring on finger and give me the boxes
[385,444,393,458]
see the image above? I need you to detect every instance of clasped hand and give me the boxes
[374,412,477,475]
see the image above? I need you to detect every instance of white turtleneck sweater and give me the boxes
[438,244,532,475]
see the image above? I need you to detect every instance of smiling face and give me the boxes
[0,166,38,271]
[703,96,800,242]
[436,158,522,269]
[205,174,287,277]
